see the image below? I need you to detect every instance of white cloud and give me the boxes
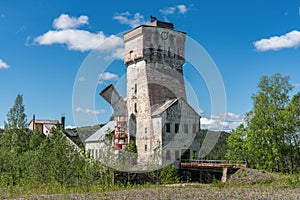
[34,29,123,52]
[33,14,123,57]
[254,30,300,51]
[98,72,119,84]
[293,83,300,87]
[201,112,244,132]
[0,125,4,129]
[65,125,76,129]
[75,107,106,115]
[160,4,189,16]
[198,108,205,114]
[160,7,176,15]
[0,59,9,69]
[109,47,124,60]
[177,5,188,14]
[113,12,149,28]
[53,14,88,29]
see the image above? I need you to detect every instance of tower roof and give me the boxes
[148,20,174,29]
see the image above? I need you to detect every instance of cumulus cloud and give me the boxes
[34,29,123,52]
[160,7,176,15]
[160,4,189,15]
[53,14,88,29]
[177,5,188,14]
[65,125,76,129]
[33,14,123,56]
[201,112,244,132]
[113,12,149,28]
[75,107,106,115]
[254,30,300,51]
[0,125,4,129]
[0,59,9,69]
[110,47,124,60]
[98,72,119,84]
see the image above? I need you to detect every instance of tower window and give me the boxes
[134,84,137,94]
[166,123,171,133]
[134,103,137,112]
[130,50,134,59]
[145,127,147,134]
[145,145,147,151]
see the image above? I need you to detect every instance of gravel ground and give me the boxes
[5,184,300,200]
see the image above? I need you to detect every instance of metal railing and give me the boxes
[181,159,247,165]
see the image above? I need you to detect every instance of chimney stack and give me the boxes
[61,115,65,130]
[32,114,35,131]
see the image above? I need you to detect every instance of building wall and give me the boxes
[28,121,43,133]
[127,60,153,161]
[85,142,106,160]
[157,99,200,163]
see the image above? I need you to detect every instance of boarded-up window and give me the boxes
[175,123,179,133]
[166,123,171,133]
[166,150,171,160]
[193,124,197,133]
[184,124,188,133]
[175,150,179,160]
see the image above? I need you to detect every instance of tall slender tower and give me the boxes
[124,20,187,160]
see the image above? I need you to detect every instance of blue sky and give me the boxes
[1,0,300,131]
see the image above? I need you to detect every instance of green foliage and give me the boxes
[125,139,137,153]
[159,164,179,184]
[109,114,114,121]
[199,129,229,160]
[226,73,300,173]
[5,94,27,130]
[225,124,247,162]
[191,151,197,159]
[0,95,114,188]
